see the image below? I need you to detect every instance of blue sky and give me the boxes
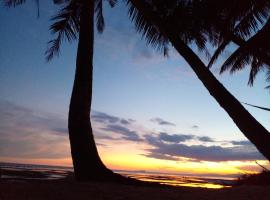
[0,1,269,173]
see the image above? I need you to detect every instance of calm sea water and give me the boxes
[0,162,235,189]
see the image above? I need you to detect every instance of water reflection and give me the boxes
[123,173,234,189]
[1,163,235,189]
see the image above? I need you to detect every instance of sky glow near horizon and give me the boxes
[0,1,269,177]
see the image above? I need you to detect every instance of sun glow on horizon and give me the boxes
[1,132,269,180]
[94,139,269,177]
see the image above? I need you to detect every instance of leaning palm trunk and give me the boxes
[68,0,113,181]
[130,0,270,161]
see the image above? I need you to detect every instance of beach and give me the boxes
[1,164,270,200]
[1,178,270,200]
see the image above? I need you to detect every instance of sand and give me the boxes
[1,179,270,200]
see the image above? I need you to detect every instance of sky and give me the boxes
[0,1,269,177]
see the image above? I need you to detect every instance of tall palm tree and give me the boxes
[54,0,114,181]
[3,0,132,181]
[127,0,270,160]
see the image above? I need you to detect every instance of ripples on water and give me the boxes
[0,163,235,189]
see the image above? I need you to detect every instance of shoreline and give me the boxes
[1,178,270,200]
[1,164,270,200]
[0,166,235,189]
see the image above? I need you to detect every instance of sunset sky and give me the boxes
[0,1,269,178]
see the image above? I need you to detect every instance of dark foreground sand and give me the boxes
[1,179,270,200]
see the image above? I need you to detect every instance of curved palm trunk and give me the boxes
[68,0,113,181]
[131,0,270,160]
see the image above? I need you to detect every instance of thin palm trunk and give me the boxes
[131,0,270,160]
[68,0,112,181]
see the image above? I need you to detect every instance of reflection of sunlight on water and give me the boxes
[1,163,234,189]
[123,173,233,189]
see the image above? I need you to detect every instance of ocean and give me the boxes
[0,162,235,189]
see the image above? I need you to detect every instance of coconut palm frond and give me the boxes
[206,0,270,69]
[3,0,71,16]
[46,0,117,60]
[46,35,62,61]
[126,0,169,56]
[265,69,270,89]
[248,58,265,85]
[95,0,118,33]
[220,18,270,83]
[195,34,210,61]
[95,0,105,33]
[126,0,210,57]
[220,48,253,75]
[234,1,270,39]
[107,0,117,7]
[3,0,39,18]
[34,0,40,17]
[207,38,231,68]
[46,1,80,61]
[53,0,69,5]
[2,0,26,7]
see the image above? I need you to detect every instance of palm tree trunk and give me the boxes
[131,0,270,161]
[68,0,112,181]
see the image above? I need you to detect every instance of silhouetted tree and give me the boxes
[51,0,115,181]
[3,0,131,181]
[127,0,270,160]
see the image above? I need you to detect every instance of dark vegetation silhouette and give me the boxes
[237,170,270,186]
[3,0,138,182]
[3,0,270,182]
[54,0,119,181]
[127,0,270,161]
[44,0,144,182]
[236,162,270,186]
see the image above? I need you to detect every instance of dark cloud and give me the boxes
[96,143,107,147]
[191,125,199,129]
[143,152,179,161]
[197,136,214,142]
[120,119,130,125]
[128,119,136,123]
[94,134,119,141]
[159,132,193,143]
[101,124,143,142]
[149,132,214,144]
[91,111,134,125]
[0,100,69,159]
[0,100,141,160]
[0,100,67,137]
[231,140,252,146]
[1,100,263,163]
[91,111,120,124]
[150,118,175,126]
[143,133,264,162]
